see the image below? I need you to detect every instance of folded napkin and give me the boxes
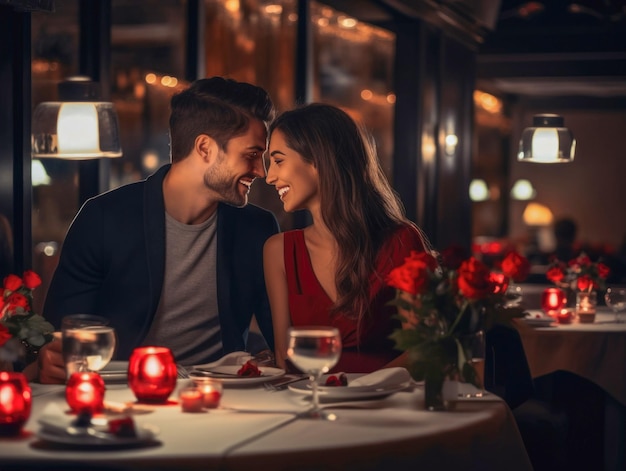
[348,367,411,389]
[193,351,253,370]
[38,403,77,434]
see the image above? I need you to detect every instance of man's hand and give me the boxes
[38,335,66,384]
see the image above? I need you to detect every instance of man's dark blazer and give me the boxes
[43,164,279,361]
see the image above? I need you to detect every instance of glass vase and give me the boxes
[423,367,457,411]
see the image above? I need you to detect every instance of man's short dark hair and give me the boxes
[169,77,275,162]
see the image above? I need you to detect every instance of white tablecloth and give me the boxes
[517,309,626,405]
[0,379,532,471]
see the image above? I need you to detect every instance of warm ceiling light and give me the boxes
[511,179,536,200]
[31,77,122,160]
[469,179,489,202]
[518,114,575,163]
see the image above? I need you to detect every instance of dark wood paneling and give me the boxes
[0,6,32,275]
[436,34,474,251]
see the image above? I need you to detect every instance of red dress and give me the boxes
[284,224,426,373]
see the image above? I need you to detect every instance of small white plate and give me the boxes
[288,373,410,401]
[192,365,285,385]
[38,423,160,448]
[522,316,555,327]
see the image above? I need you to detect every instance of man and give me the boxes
[37,77,279,383]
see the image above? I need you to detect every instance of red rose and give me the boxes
[596,263,610,279]
[387,251,437,296]
[237,360,262,377]
[5,292,28,314]
[546,266,566,284]
[325,373,348,387]
[457,257,494,300]
[22,270,41,290]
[490,272,509,294]
[441,245,469,270]
[3,274,22,292]
[0,323,11,347]
[577,275,595,291]
[500,252,530,282]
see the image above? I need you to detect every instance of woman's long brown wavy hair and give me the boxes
[269,103,428,325]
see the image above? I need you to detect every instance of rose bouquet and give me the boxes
[0,271,55,365]
[546,252,610,293]
[387,249,528,390]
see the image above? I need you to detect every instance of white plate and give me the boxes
[37,423,160,448]
[522,316,555,327]
[191,365,285,385]
[99,361,128,383]
[288,373,410,401]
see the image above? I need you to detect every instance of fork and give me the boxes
[177,364,190,379]
[263,375,306,391]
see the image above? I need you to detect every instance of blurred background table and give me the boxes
[515,300,626,471]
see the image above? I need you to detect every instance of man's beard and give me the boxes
[203,153,250,208]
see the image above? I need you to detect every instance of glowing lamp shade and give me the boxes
[469,179,489,202]
[518,114,575,163]
[523,202,554,227]
[32,101,122,159]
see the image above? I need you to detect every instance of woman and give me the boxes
[263,103,431,373]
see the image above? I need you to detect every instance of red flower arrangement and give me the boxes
[546,252,610,292]
[386,249,528,383]
[0,271,54,364]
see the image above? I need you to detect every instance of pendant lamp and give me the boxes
[518,114,575,163]
[32,76,122,159]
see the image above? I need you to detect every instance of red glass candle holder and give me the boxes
[0,372,32,436]
[557,308,574,324]
[128,346,177,403]
[190,377,223,409]
[65,372,105,414]
[178,387,204,412]
[541,288,566,315]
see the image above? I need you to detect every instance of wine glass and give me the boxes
[604,287,626,323]
[62,314,117,377]
[286,326,341,420]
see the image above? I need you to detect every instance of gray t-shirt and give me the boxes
[141,211,221,365]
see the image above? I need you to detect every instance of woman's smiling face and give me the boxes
[266,129,319,213]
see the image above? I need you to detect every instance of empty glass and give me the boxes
[605,287,626,323]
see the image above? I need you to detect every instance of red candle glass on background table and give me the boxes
[128,346,177,403]
[65,372,105,414]
[0,372,32,436]
[178,387,204,412]
[541,288,566,316]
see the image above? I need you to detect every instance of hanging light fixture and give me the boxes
[518,114,575,163]
[32,76,122,159]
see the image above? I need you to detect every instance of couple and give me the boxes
[35,77,429,383]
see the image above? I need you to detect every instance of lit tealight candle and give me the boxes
[576,291,597,323]
[0,372,32,436]
[191,378,223,409]
[128,346,177,403]
[65,372,105,414]
[557,308,574,324]
[541,288,566,316]
[178,387,204,413]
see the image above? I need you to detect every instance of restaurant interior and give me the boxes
[1,0,625,470]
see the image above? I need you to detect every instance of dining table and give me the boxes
[0,367,532,471]
[514,299,626,471]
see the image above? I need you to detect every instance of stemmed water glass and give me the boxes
[604,287,626,323]
[62,314,117,376]
[286,326,341,420]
